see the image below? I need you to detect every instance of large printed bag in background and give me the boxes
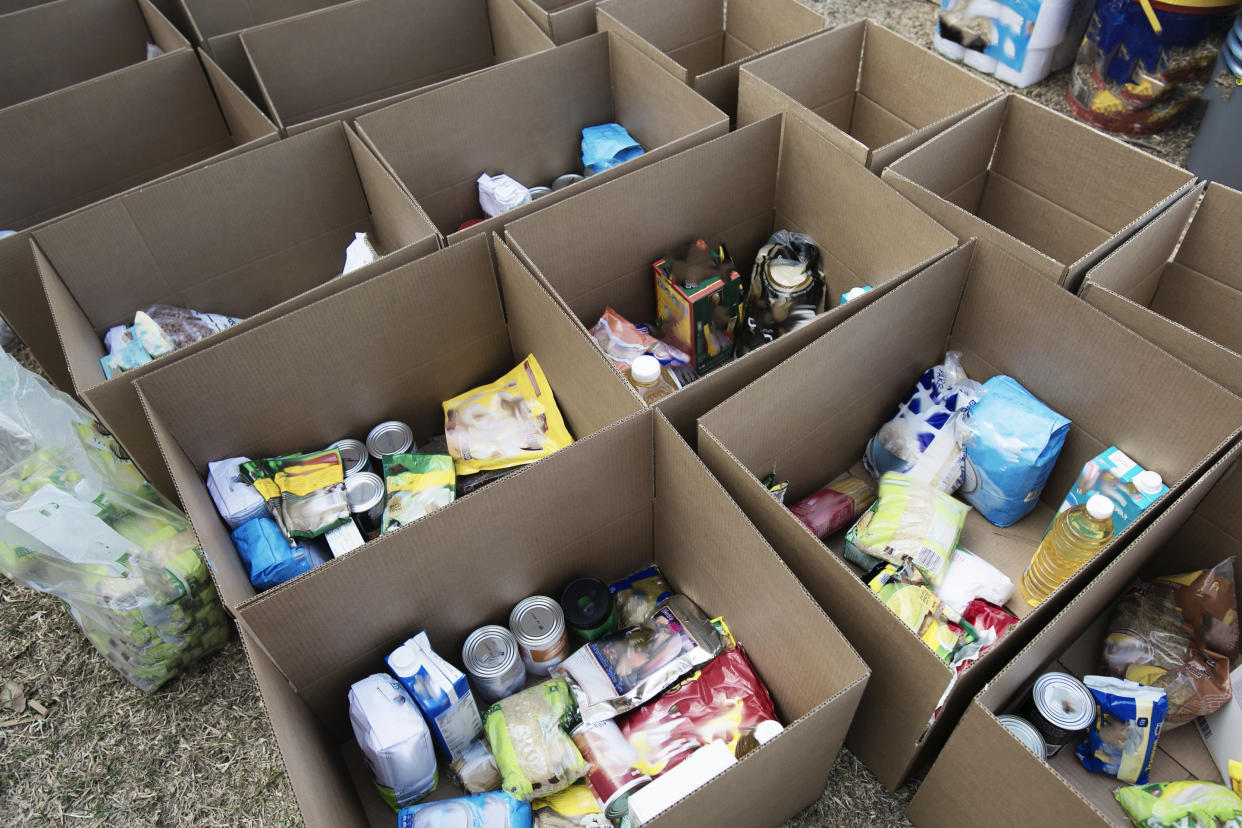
[0,351,229,692]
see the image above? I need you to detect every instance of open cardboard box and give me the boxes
[240,0,553,136]
[0,49,276,393]
[595,0,824,117]
[354,32,728,247]
[1080,181,1242,398]
[881,95,1195,290]
[502,114,958,442]
[134,235,643,612]
[32,123,439,500]
[226,407,870,827]
[0,0,186,110]
[512,0,597,44]
[737,21,1002,174]
[696,239,1242,790]
[906,442,1242,827]
[177,0,348,105]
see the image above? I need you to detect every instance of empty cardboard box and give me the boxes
[240,0,553,135]
[513,0,597,43]
[595,0,825,117]
[882,95,1195,290]
[1080,181,1242,398]
[0,49,276,393]
[0,0,187,110]
[738,21,1002,173]
[33,123,439,499]
[696,239,1242,790]
[906,443,1242,828]
[502,114,958,440]
[354,32,728,246]
[135,235,643,612]
[228,407,870,827]
[177,0,349,108]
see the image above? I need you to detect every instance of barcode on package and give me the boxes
[914,545,942,575]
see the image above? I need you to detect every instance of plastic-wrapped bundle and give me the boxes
[0,349,229,692]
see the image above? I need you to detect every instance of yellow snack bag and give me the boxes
[443,355,573,475]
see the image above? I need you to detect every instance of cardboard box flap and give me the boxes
[599,0,722,61]
[180,0,344,40]
[1175,183,1242,291]
[33,125,368,333]
[241,0,498,129]
[609,29,729,146]
[512,0,598,43]
[0,50,235,232]
[1149,264,1242,354]
[724,0,823,59]
[886,95,1006,212]
[742,22,866,130]
[0,0,187,109]
[199,49,279,145]
[488,0,558,61]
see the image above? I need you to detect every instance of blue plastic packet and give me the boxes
[959,375,1070,527]
[230,516,315,590]
[1077,676,1167,785]
[581,123,643,174]
[397,791,532,828]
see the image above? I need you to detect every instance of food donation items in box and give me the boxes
[204,355,573,591]
[343,564,783,827]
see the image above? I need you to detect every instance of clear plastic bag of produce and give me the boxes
[0,350,229,692]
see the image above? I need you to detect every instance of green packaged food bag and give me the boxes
[1115,780,1242,828]
[0,350,228,692]
[381,453,455,533]
[483,680,587,801]
[846,472,969,585]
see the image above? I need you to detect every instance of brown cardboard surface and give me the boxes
[241,0,552,135]
[907,445,1242,828]
[0,0,187,109]
[503,114,958,442]
[355,32,728,246]
[738,22,1000,173]
[134,234,641,612]
[512,0,596,43]
[1081,182,1242,397]
[883,95,1194,289]
[697,238,1242,789]
[229,407,868,826]
[0,48,275,392]
[33,123,438,497]
[596,0,824,115]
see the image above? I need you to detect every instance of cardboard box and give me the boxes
[240,0,553,136]
[502,114,958,441]
[177,0,349,108]
[882,95,1195,290]
[595,0,825,117]
[512,0,597,44]
[134,234,642,612]
[354,32,728,246]
[227,407,870,827]
[32,123,439,499]
[0,0,187,110]
[696,239,1242,789]
[0,49,276,393]
[906,443,1242,828]
[737,21,1002,174]
[1080,181,1242,398]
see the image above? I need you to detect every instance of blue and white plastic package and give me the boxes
[581,123,643,174]
[397,791,531,828]
[230,516,318,590]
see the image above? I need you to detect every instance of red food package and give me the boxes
[952,598,1019,674]
[788,476,874,539]
[618,644,777,778]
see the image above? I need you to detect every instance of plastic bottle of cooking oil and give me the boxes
[1021,494,1115,607]
[628,355,676,405]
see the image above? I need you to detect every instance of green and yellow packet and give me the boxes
[241,449,349,540]
[381,453,455,534]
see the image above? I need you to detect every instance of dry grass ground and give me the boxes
[0,0,1195,824]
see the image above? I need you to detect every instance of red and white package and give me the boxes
[618,645,776,778]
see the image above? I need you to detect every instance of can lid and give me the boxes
[345,472,385,513]
[561,577,614,631]
[463,626,518,678]
[528,186,552,200]
[367,421,413,458]
[998,715,1047,760]
[331,439,369,475]
[510,597,564,645]
[1033,673,1095,730]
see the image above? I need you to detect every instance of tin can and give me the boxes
[330,438,370,477]
[344,472,385,540]
[552,173,583,190]
[366,421,414,469]
[571,720,650,820]
[509,596,569,676]
[560,577,617,641]
[461,625,526,704]
[997,715,1048,762]
[527,186,552,200]
[1021,672,1095,756]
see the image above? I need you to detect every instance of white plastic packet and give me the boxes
[478,173,532,219]
[935,547,1014,614]
[349,674,438,809]
[206,457,271,530]
[341,231,379,276]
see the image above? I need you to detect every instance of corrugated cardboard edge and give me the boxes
[512,0,597,43]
